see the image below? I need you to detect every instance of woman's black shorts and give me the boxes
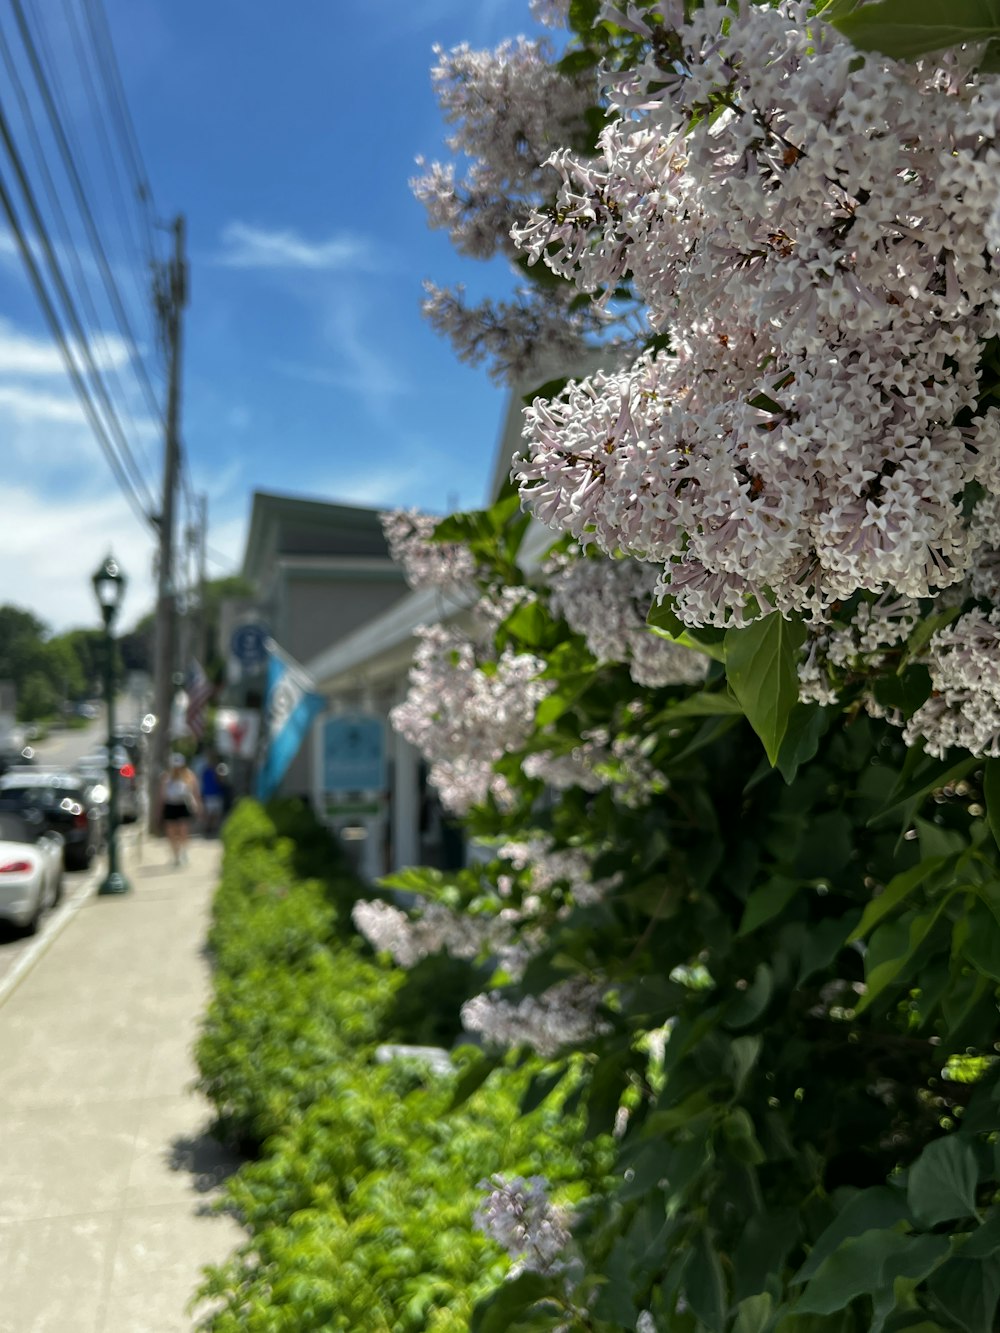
[162,801,191,823]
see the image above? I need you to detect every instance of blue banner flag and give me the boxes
[255,640,326,801]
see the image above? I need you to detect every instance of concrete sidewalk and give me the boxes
[0,837,244,1332]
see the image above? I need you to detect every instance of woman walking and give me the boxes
[159,752,201,866]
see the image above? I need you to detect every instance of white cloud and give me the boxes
[217,222,374,272]
[313,462,427,509]
[0,483,156,633]
[0,383,85,424]
[0,319,132,376]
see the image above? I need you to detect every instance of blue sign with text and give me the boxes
[322,714,385,793]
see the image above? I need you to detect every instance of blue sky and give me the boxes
[0,0,542,631]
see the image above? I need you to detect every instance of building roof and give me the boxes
[241,491,395,585]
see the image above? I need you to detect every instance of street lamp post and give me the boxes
[92,554,131,896]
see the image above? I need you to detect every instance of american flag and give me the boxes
[185,659,213,740]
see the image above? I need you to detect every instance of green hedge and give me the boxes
[193,799,609,1331]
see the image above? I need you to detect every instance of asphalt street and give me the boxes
[0,711,146,992]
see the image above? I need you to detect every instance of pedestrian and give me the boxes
[200,752,225,837]
[158,752,201,866]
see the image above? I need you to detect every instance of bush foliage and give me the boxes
[193,799,610,1331]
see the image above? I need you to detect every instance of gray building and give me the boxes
[238,491,410,797]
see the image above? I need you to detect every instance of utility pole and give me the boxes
[149,214,186,829]
[197,491,208,662]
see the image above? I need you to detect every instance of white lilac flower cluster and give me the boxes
[380,509,478,592]
[529,0,570,29]
[390,616,551,815]
[512,1,1000,628]
[462,977,609,1057]
[412,38,593,263]
[474,1174,571,1276]
[798,595,920,707]
[904,610,1000,757]
[420,280,596,385]
[351,898,508,968]
[523,727,667,806]
[547,553,708,687]
[499,835,621,907]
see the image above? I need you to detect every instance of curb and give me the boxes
[0,830,141,1010]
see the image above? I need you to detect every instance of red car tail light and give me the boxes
[73,810,88,828]
[0,860,31,873]
[119,764,135,779]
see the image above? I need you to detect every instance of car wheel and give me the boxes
[51,870,64,907]
[65,846,90,872]
[20,891,42,937]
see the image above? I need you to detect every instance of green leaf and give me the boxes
[725,963,773,1030]
[906,1135,979,1227]
[833,0,1000,60]
[794,1187,911,1284]
[661,690,746,721]
[848,857,947,942]
[520,1066,567,1115]
[722,1106,766,1165]
[930,1254,1000,1333]
[984,759,1000,851]
[796,1228,950,1315]
[379,866,446,894]
[798,912,860,984]
[793,810,853,879]
[867,754,978,829]
[503,599,554,649]
[727,1034,763,1095]
[733,1210,802,1303]
[725,614,807,766]
[739,876,798,936]
[683,1229,728,1332]
[470,1270,561,1333]
[447,1051,502,1111]
[959,896,1000,981]
[648,600,729,662]
[857,896,953,1013]
[733,1293,774,1333]
[776,703,832,784]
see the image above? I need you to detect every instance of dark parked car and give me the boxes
[111,728,146,773]
[0,748,36,779]
[0,769,107,871]
[75,747,140,823]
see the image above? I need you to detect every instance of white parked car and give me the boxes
[0,811,63,933]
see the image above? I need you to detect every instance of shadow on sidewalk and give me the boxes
[168,1124,245,1208]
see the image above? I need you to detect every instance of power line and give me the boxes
[10,0,166,432]
[0,18,154,479]
[0,93,157,517]
[0,165,155,531]
[24,0,160,354]
[79,0,158,265]
[59,0,148,326]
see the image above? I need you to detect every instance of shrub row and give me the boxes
[193,799,609,1331]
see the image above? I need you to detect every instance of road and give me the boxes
[29,712,108,768]
[0,707,146,992]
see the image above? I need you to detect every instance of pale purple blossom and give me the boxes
[475,1174,571,1275]
[510,2,1000,625]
